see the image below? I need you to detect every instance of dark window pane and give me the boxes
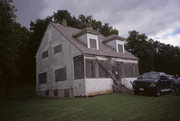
[55,67,66,81]
[120,62,125,78]
[134,64,139,76]
[86,59,102,78]
[74,55,84,79]
[64,89,69,97]
[105,61,111,78]
[92,61,98,78]
[54,89,58,96]
[112,61,119,79]
[116,62,122,79]
[45,90,49,96]
[42,51,48,58]
[124,63,128,77]
[99,61,108,78]
[128,64,132,77]
[123,63,139,77]
[39,72,47,84]
[118,44,123,53]
[89,39,97,48]
[54,44,62,54]
[86,59,93,78]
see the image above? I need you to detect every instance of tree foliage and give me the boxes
[0,0,30,97]
[126,30,180,74]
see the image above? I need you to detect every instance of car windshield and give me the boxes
[140,73,159,79]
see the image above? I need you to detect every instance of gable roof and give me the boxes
[50,22,138,60]
[73,27,99,38]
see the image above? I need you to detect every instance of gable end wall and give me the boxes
[36,24,85,97]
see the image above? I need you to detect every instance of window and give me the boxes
[124,63,131,77]
[39,72,47,84]
[99,61,109,78]
[54,89,58,96]
[86,59,111,78]
[45,90,49,96]
[112,61,123,79]
[74,55,84,79]
[55,67,66,81]
[134,64,139,76]
[54,44,62,54]
[89,39,97,48]
[124,63,139,77]
[64,89,69,97]
[86,59,96,78]
[42,51,48,58]
[118,44,123,53]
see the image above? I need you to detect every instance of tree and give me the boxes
[126,30,180,75]
[126,31,152,73]
[0,0,17,95]
[0,0,30,97]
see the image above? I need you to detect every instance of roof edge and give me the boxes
[50,22,84,54]
[103,34,126,43]
[83,53,139,60]
[36,22,52,57]
[73,27,99,38]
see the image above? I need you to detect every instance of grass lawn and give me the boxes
[0,93,180,121]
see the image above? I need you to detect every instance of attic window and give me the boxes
[89,39,97,49]
[118,44,123,53]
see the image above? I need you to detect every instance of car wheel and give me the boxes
[155,88,161,97]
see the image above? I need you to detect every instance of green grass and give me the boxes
[0,93,180,121]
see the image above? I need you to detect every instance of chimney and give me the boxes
[61,18,67,26]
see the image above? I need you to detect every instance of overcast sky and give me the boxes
[13,0,180,47]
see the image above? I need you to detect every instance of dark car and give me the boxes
[173,78,180,95]
[132,71,173,96]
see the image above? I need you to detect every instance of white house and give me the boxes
[36,20,139,97]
